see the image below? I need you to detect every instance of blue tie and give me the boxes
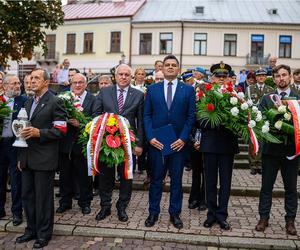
[167,82,172,110]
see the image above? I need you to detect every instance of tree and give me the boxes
[0,0,64,68]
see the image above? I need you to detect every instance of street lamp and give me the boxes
[121,53,126,64]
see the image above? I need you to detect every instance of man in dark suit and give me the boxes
[255,64,299,235]
[16,68,67,248]
[56,73,100,215]
[144,55,195,229]
[200,63,239,230]
[96,64,144,222]
[0,74,27,226]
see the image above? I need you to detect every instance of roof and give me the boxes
[132,0,300,25]
[63,0,146,20]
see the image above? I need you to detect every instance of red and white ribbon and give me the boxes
[248,113,259,155]
[286,100,300,160]
[53,121,67,134]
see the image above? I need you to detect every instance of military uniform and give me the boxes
[245,69,273,174]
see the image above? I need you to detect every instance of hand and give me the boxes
[17,161,22,172]
[21,126,40,139]
[64,81,70,86]
[150,138,164,151]
[171,139,185,152]
[133,146,143,156]
[194,141,200,150]
[68,118,80,127]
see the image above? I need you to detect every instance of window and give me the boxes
[66,34,76,54]
[83,33,93,53]
[45,34,56,59]
[139,33,152,55]
[194,33,207,55]
[279,35,292,58]
[224,34,237,56]
[110,31,121,53]
[160,33,173,54]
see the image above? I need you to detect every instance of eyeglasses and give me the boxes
[71,81,85,85]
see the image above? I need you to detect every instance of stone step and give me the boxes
[235,151,249,160]
[238,143,249,151]
[233,159,249,169]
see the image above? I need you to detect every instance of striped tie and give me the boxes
[118,89,124,113]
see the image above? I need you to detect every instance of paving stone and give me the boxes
[5,221,25,233]
[54,224,75,236]
[219,236,296,250]
[0,220,10,232]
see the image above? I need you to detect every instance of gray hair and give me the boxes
[3,74,19,85]
[32,68,50,81]
[72,73,87,83]
[115,64,132,76]
[98,75,112,83]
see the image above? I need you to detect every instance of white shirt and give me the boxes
[116,85,129,105]
[77,90,87,106]
[256,83,265,90]
[277,87,291,97]
[57,68,69,85]
[163,79,178,103]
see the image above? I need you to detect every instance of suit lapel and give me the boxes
[158,82,169,111]
[170,81,184,111]
[30,91,49,121]
[82,92,91,111]
[110,85,119,113]
[25,98,33,119]
[122,86,134,112]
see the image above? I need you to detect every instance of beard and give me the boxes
[26,90,35,98]
[6,89,21,98]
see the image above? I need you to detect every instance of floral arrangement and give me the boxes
[57,91,89,126]
[196,82,281,146]
[79,113,136,179]
[144,75,155,85]
[0,96,13,135]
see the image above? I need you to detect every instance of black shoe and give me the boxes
[0,211,6,219]
[185,166,192,171]
[16,234,36,243]
[56,205,72,213]
[203,218,216,228]
[117,209,128,222]
[170,215,183,229]
[145,214,158,227]
[13,215,23,226]
[257,169,262,175]
[198,204,207,211]
[188,200,199,209]
[218,220,231,230]
[250,169,257,175]
[95,207,111,221]
[73,194,80,200]
[55,192,61,198]
[82,206,91,215]
[33,238,49,249]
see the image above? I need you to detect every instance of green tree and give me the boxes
[0,0,64,68]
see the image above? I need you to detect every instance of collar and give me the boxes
[117,85,129,92]
[277,87,291,96]
[257,83,265,88]
[77,90,87,100]
[164,78,178,86]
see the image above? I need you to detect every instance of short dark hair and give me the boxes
[163,55,179,66]
[31,68,50,81]
[154,60,163,66]
[69,68,80,73]
[293,68,300,75]
[272,64,291,77]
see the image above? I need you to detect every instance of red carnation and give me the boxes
[0,95,6,103]
[226,84,234,92]
[129,130,136,142]
[106,126,118,134]
[106,135,121,148]
[205,84,213,91]
[206,103,215,112]
[237,86,243,92]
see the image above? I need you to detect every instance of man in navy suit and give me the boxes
[144,55,195,229]
[0,74,27,226]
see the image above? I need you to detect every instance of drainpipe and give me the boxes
[129,16,132,66]
[179,21,184,71]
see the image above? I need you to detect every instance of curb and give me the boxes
[2,220,299,250]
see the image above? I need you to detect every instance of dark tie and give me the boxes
[167,82,173,110]
[118,89,124,113]
[280,92,287,99]
[259,86,262,92]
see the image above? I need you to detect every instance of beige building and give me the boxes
[131,0,300,73]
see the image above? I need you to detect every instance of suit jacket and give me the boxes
[19,90,67,171]
[60,91,101,154]
[144,81,195,143]
[97,85,144,147]
[259,89,300,156]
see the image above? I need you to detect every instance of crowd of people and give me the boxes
[0,55,299,248]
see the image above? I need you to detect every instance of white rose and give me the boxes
[252,106,258,113]
[284,113,292,121]
[230,107,239,116]
[248,120,256,128]
[230,97,238,105]
[275,120,283,130]
[278,105,287,114]
[241,102,249,110]
[262,125,270,133]
[247,99,253,107]
[255,114,262,122]
[264,121,270,126]
[237,92,245,99]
